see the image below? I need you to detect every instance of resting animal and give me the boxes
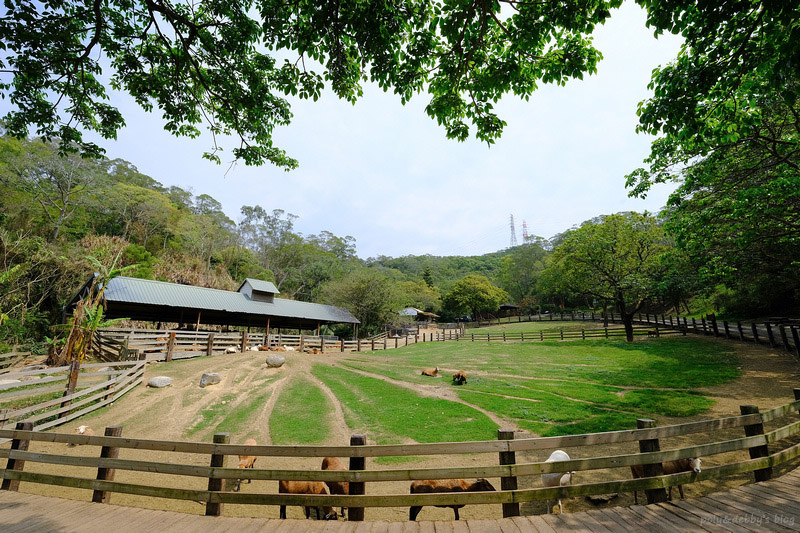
[321,457,349,519]
[284,345,296,352]
[409,478,496,521]
[452,370,467,385]
[233,438,258,492]
[631,457,702,504]
[421,367,439,377]
[541,450,575,514]
[278,480,337,520]
[69,425,95,446]
[225,347,237,353]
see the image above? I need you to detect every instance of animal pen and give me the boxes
[1,391,798,521]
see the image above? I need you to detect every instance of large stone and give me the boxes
[147,376,173,388]
[266,355,285,368]
[199,372,222,388]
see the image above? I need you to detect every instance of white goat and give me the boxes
[225,347,237,354]
[69,425,95,447]
[541,450,575,514]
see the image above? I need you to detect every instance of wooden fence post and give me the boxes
[723,321,731,339]
[701,317,707,334]
[166,331,176,362]
[371,339,375,351]
[498,429,519,517]
[740,405,772,482]
[349,434,366,521]
[709,315,719,336]
[341,339,345,352]
[205,432,230,516]
[357,338,361,352]
[206,333,215,356]
[751,324,760,345]
[241,331,248,352]
[1,421,33,491]
[779,325,790,352]
[636,419,668,504]
[92,425,123,503]
[691,318,698,333]
[299,335,304,352]
[736,322,745,342]
[766,323,777,348]
[791,327,800,358]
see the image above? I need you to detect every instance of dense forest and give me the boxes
[2,118,798,350]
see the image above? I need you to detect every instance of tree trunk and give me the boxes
[622,314,635,342]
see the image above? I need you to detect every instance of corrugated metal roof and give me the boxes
[103,277,358,324]
[238,278,280,295]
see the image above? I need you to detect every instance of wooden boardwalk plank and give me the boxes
[664,500,749,533]
[705,493,797,532]
[625,504,683,532]
[509,515,556,533]
[685,496,767,533]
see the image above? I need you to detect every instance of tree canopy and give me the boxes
[0,0,621,167]
[443,274,509,320]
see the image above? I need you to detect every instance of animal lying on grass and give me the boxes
[68,425,94,446]
[233,438,257,492]
[409,478,496,520]
[278,480,337,520]
[421,367,439,377]
[541,450,575,514]
[631,457,702,504]
[321,457,349,519]
[452,370,467,385]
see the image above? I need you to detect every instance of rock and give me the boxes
[147,376,173,388]
[266,355,286,368]
[199,372,222,388]
[586,493,618,504]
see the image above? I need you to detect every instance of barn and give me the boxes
[67,276,359,334]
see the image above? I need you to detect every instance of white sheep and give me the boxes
[284,345,296,351]
[225,346,237,354]
[541,450,575,514]
[68,425,95,447]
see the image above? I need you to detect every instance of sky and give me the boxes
[4,1,684,260]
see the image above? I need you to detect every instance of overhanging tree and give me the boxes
[0,0,620,167]
[547,212,670,341]
[443,274,509,321]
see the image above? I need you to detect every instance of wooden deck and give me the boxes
[2,468,799,532]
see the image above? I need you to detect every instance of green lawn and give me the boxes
[330,337,736,438]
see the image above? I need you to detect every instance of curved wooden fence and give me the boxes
[1,391,799,520]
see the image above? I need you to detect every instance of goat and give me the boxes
[225,346,237,354]
[321,457,349,519]
[409,478,496,521]
[69,425,94,446]
[631,457,702,504]
[233,438,258,492]
[284,345,296,352]
[258,345,271,351]
[421,367,439,377]
[541,450,575,514]
[452,370,467,385]
[278,480,337,520]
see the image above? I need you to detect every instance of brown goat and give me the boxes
[631,457,702,504]
[421,367,439,377]
[452,370,467,385]
[409,478,496,520]
[278,480,337,520]
[321,457,349,519]
[233,438,257,492]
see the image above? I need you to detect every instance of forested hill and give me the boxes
[0,134,525,343]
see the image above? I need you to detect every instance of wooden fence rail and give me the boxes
[1,391,798,520]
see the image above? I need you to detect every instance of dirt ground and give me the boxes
[11,337,800,522]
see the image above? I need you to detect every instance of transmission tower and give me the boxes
[509,214,518,247]
[522,220,529,241]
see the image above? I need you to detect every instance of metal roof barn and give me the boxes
[68,276,359,330]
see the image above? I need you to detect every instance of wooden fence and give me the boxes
[1,390,798,520]
[0,347,31,372]
[0,361,145,437]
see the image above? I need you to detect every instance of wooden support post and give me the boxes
[709,315,719,336]
[498,429,519,517]
[669,316,674,328]
[766,323,777,348]
[195,311,201,332]
[791,327,800,358]
[691,318,698,333]
[1,421,33,491]
[340,339,344,352]
[737,322,745,341]
[299,335,304,352]
[740,405,772,482]
[371,339,375,351]
[357,338,361,352]
[751,324,760,345]
[92,426,123,503]
[241,331,248,352]
[723,321,731,339]
[205,432,230,516]
[779,325,790,352]
[540,331,544,341]
[503,331,506,342]
[560,329,564,340]
[394,337,398,349]
[636,419,668,504]
[581,329,585,340]
[701,317,707,334]
[349,435,366,521]
[206,333,215,356]
[166,331,176,362]
[683,317,688,331]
